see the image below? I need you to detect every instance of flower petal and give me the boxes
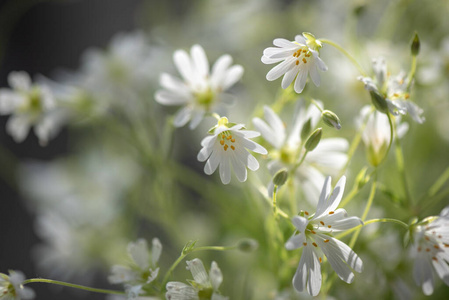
[293,67,308,93]
[191,44,209,79]
[266,58,295,81]
[186,258,209,286]
[285,232,306,250]
[173,106,193,127]
[219,156,231,184]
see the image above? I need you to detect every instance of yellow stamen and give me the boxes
[328,225,332,228]
[220,140,224,145]
[302,58,307,64]
[329,211,334,215]
[303,242,307,246]
[324,239,329,243]
[304,211,309,215]
[310,230,316,234]
[231,138,235,143]
[224,145,228,151]
[296,60,299,65]
[312,242,318,247]
[231,145,235,150]
[320,221,325,226]
[319,257,322,263]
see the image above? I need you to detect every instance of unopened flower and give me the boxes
[165,259,228,300]
[285,176,363,296]
[262,33,328,93]
[197,117,267,184]
[155,45,243,129]
[0,270,35,300]
[0,71,60,145]
[109,238,162,298]
[252,104,348,203]
[358,57,425,123]
[410,206,449,295]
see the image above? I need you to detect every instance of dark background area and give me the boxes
[0,0,143,299]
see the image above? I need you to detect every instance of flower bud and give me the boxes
[300,118,312,141]
[237,239,259,252]
[322,110,342,130]
[305,128,322,151]
[273,169,288,186]
[411,32,420,56]
[355,167,370,190]
[370,91,388,114]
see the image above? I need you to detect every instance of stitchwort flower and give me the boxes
[262,33,328,93]
[285,176,363,296]
[197,117,267,184]
[0,270,35,300]
[358,57,425,123]
[155,45,243,129]
[410,206,449,295]
[165,259,228,300]
[0,71,60,146]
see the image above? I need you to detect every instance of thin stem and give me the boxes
[273,185,278,217]
[336,217,409,240]
[349,173,377,248]
[394,120,413,206]
[22,279,124,295]
[162,253,187,288]
[407,55,417,90]
[320,39,367,76]
[428,165,449,197]
[291,150,308,175]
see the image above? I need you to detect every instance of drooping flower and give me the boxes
[0,270,35,300]
[155,45,244,129]
[358,57,425,123]
[261,32,328,93]
[197,117,267,184]
[410,206,449,295]
[165,259,228,300]
[109,238,162,298]
[285,176,363,296]
[0,71,61,146]
[252,104,348,204]
[356,105,409,167]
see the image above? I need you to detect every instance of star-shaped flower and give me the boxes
[410,206,449,295]
[155,45,243,129]
[197,117,267,184]
[285,176,363,296]
[262,33,328,93]
[0,270,35,300]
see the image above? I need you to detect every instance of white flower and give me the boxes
[155,45,244,129]
[410,206,449,295]
[109,238,162,292]
[252,104,348,203]
[165,259,228,300]
[261,32,328,93]
[0,71,60,146]
[357,105,409,166]
[358,57,425,123]
[0,270,35,300]
[285,176,363,296]
[197,117,267,184]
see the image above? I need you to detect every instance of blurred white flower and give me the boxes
[0,270,35,300]
[109,238,162,299]
[155,44,243,129]
[252,104,348,204]
[410,206,449,295]
[165,259,228,300]
[261,33,328,93]
[285,176,363,296]
[356,105,409,166]
[197,117,267,184]
[358,57,425,123]
[0,71,62,145]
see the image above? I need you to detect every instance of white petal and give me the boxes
[273,38,298,48]
[432,254,449,285]
[204,148,221,175]
[173,49,194,84]
[209,261,223,291]
[252,118,279,148]
[191,44,209,79]
[6,115,30,143]
[285,232,306,250]
[186,258,209,286]
[292,247,308,293]
[108,265,135,284]
[239,137,268,155]
[306,247,322,296]
[263,106,286,143]
[230,151,247,182]
[155,90,190,106]
[293,68,308,93]
[159,73,190,96]
[315,176,332,217]
[414,255,434,295]
[8,71,31,91]
[261,55,284,64]
[326,176,346,212]
[211,55,232,88]
[294,35,307,45]
[219,157,231,184]
[266,58,295,81]
[222,65,244,91]
[151,238,162,266]
[173,106,193,127]
[189,109,205,130]
[320,236,363,274]
[318,238,355,283]
[0,90,25,114]
[308,65,321,86]
[127,239,150,270]
[292,216,308,232]
[281,67,298,89]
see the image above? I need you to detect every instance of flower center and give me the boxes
[18,88,43,118]
[279,146,297,165]
[292,46,312,66]
[196,89,215,109]
[219,131,236,152]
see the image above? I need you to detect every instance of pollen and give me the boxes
[304,211,309,215]
[425,236,430,241]
[231,138,235,143]
[432,256,438,261]
[319,257,322,263]
[231,145,235,150]
[329,211,335,215]
[220,140,224,145]
[302,58,307,64]
[434,245,440,249]
[417,246,422,252]
[303,242,307,246]
[311,230,316,234]
[320,221,325,226]
[444,243,449,247]
[224,144,228,151]
[227,135,232,140]
[312,242,318,247]
[222,134,225,139]
[426,248,431,252]
[324,239,329,243]
[296,60,299,65]
[328,225,332,228]
[405,93,410,99]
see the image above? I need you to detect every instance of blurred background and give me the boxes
[1,0,449,299]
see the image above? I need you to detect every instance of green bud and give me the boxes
[237,238,259,252]
[182,240,197,255]
[370,91,388,114]
[355,167,370,189]
[300,118,312,141]
[411,32,420,56]
[305,128,322,151]
[322,110,342,130]
[273,169,288,186]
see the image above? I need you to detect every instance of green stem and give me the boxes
[291,150,308,175]
[22,279,124,295]
[407,55,417,90]
[273,185,278,217]
[428,165,449,197]
[349,173,377,248]
[336,217,409,240]
[394,121,413,206]
[320,39,367,76]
